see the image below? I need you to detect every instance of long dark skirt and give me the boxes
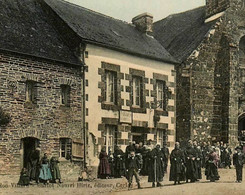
[205,163,220,182]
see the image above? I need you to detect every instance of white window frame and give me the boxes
[105,70,116,104]
[132,76,142,107]
[157,130,163,147]
[156,80,165,110]
[104,126,116,154]
[59,138,72,159]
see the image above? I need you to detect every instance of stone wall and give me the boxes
[0,51,83,174]
[177,0,245,146]
[206,0,230,18]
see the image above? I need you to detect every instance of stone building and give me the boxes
[153,0,245,146]
[0,0,84,176]
[0,0,178,175]
[39,0,177,167]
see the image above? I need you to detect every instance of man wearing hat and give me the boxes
[148,144,165,187]
[184,140,197,183]
[126,141,135,158]
[233,146,245,183]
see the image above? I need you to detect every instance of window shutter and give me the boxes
[114,73,118,105]
[140,77,144,107]
[72,138,84,159]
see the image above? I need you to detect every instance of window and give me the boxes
[59,138,72,160]
[103,126,117,154]
[132,76,142,107]
[60,85,70,106]
[105,70,117,104]
[156,80,166,109]
[26,80,36,103]
[157,130,163,146]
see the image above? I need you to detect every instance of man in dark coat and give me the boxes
[219,141,225,167]
[126,141,135,158]
[161,143,170,173]
[113,145,125,178]
[224,144,232,169]
[148,144,165,187]
[184,140,197,183]
[233,146,245,183]
[29,147,40,183]
[169,142,185,185]
[125,151,142,189]
[193,141,202,180]
[141,145,151,176]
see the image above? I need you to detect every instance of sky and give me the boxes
[65,0,205,22]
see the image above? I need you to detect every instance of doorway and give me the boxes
[22,137,39,168]
[132,133,146,144]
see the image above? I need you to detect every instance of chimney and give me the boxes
[132,13,153,34]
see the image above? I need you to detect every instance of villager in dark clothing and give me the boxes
[193,141,202,180]
[201,142,209,168]
[29,148,40,183]
[219,142,225,167]
[184,140,197,183]
[108,150,115,178]
[169,142,186,185]
[148,144,165,187]
[224,144,232,169]
[126,141,135,158]
[50,156,62,183]
[98,148,111,179]
[125,151,142,189]
[161,143,170,173]
[39,153,52,183]
[17,168,30,186]
[205,147,220,182]
[113,146,125,178]
[141,145,151,176]
[233,146,245,182]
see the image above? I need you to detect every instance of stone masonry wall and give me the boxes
[177,0,245,146]
[0,51,83,174]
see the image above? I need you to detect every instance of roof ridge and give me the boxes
[154,6,205,24]
[61,0,130,25]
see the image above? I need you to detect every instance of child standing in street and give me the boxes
[125,151,142,190]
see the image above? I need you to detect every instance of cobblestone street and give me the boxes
[0,168,244,195]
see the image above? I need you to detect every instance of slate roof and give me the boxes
[153,6,217,62]
[43,0,178,64]
[0,0,80,65]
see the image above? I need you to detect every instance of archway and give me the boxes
[21,137,39,168]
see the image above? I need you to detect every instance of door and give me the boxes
[22,137,39,168]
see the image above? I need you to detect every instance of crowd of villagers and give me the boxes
[98,140,245,190]
[17,148,62,186]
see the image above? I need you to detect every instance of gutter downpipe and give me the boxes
[80,44,87,169]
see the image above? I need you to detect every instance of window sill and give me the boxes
[155,109,168,116]
[59,105,71,109]
[130,106,146,113]
[101,102,119,111]
[58,157,71,163]
[24,101,37,109]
